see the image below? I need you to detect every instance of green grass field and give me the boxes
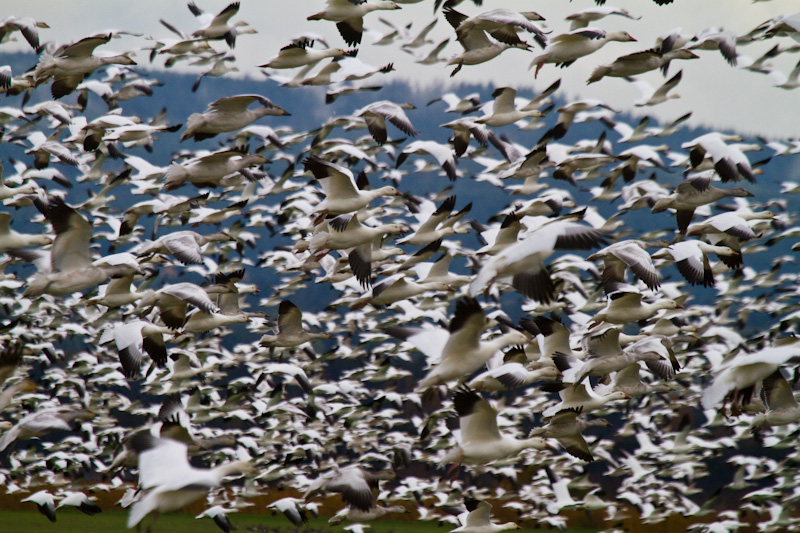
[0,508,600,532]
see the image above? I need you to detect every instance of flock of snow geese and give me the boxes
[2,0,800,531]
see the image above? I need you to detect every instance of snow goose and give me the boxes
[589,284,682,328]
[195,506,236,531]
[450,499,519,532]
[33,33,136,99]
[136,282,220,329]
[530,408,611,462]
[260,39,346,69]
[0,162,39,200]
[138,230,232,265]
[627,69,684,107]
[164,148,267,190]
[267,497,309,527]
[767,56,800,90]
[444,8,531,76]
[21,490,57,522]
[304,465,393,511]
[180,94,289,142]
[587,239,664,291]
[444,386,548,471]
[56,491,102,516]
[702,339,800,411]
[531,27,636,77]
[550,98,617,139]
[21,198,139,297]
[307,0,402,46]
[189,53,239,92]
[473,212,522,256]
[441,117,489,157]
[396,140,459,181]
[685,27,738,67]
[556,330,679,383]
[751,369,800,433]
[188,1,250,48]
[0,16,49,52]
[652,173,754,233]
[0,212,51,252]
[652,240,740,287]
[329,504,406,524]
[566,7,640,30]
[541,382,628,418]
[685,211,773,242]
[259,300,331,348]
[0,406,93,452]
[126,432,254,531]
[304,155,399,216]
[474,87,544,127]
[308,213,407,287]
[0,379,36,412]
[468,360,559,392]
[355,100,417,145]
[398,195,471,246]
[385,297,528,391]
[99,320,171,378]
[587,48,698,84]
[451,8,548,49]
[682,132,757,183]
[427,91,481,114]
[469,219,608,303]
[596,363,677,398]
[349,273,452,310]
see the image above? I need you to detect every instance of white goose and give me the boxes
[384,297,528,391]
[469,219,608,303]
[531,27,637,77]
[702,340,800,411]
[444,386,548,471]
[138,230,232,265]
[126,432,254,531]
[653,240,740,287]
[180,94,289,142]
[99,320,171,379]
[355,100,417,145]
[474,87,544,127]
[260,39,346,69]
[259,300,331,348]
[307,0,402,46]
[308,213,407,287]
[651,173,754,233]
[304,155,399,216]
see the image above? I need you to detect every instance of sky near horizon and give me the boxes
[3,0,800,138]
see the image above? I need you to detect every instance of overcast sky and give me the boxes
[4,0,800,138]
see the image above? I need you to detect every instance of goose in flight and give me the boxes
[307,0,402,46]
[304,155,399,216]
[384,297,529,391]
[180,94,289,142]
[469,219,608,303]
[444,386,548,473]
[126,432,254,531]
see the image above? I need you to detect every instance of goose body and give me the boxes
[531,28,636,77]
[259,300,330,348]
[652,173,754,233]
[445,386,548,466]
[469,220,608,303]
[180,94,289,142]
[307,0,402,46]
[588,48,698,84]
[304,155,399,215]
[127,433,253,529]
